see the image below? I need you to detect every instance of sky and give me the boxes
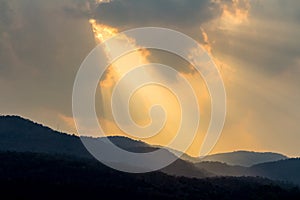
[0,0,300,157]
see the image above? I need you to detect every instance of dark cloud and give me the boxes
[93,0,222,31]
[0,0,13,28]
[251,0,300,21]
[62,0,96,18]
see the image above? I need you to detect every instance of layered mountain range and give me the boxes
[0,115,299,186]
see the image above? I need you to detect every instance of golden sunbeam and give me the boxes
[90,19,186,148]
[89,19,213,156]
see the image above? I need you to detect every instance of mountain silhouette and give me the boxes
[198,151,288,167]
[0,115,91,157]
[249,158,300,185]
[0,115,299,199]
[1,116,299,184]
[0,115,209,178]
[196,158,300,186]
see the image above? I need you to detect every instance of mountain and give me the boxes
[196,162,247,176]
[0,151,299,200]
[0,115,208,178]
[1,115,299,185]
[0,115,91,157]
[196,159,300,186]
[199,151,288,167]
[249,158,300,185]
[0,115,153,156]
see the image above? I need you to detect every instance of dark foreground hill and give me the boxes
[0,152,299,200]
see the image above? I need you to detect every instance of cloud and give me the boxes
[204,0,300,76]
[0,0,95,120]
[90,0,251,78]
[91,0,252,37]
[0,0,13,28]
[93,0,222,30]
[62,0,98,18]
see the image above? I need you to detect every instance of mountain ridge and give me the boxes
[198,150,288,167]
[0,115,209,178]
[1,115,299,185]
[1,115,289,163]
[196,158,300,186]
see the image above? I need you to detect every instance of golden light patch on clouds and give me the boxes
[212,0,250,28]
[89,18,118,43]
[222,0,250,25]
[95,0,111,4]
[200,27,212,54]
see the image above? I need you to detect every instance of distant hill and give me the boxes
[0,151,299,200]
[196,159,300,186]
[199,151,288,167]
[196,162,247,176]
[0,115,208,178]
[250,158,300,185]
